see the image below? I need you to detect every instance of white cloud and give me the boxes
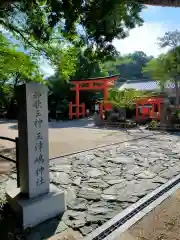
[42,22,171,76]
[40,64,55,78]
[40,57,55,78]
[113,23,172,57]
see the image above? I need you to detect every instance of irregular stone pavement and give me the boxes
[2,130,180,239]
[48,131,180,237]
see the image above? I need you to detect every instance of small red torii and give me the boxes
[69,75,119,119]
[135,97,164,121]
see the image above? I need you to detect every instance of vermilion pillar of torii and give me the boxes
[69,75,119,120]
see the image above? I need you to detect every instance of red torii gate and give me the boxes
[69,75,119,120]
[135,97,164,121]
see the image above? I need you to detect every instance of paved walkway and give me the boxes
[2,130,180,239]
[0,118,135,157]
[0,118,146,173]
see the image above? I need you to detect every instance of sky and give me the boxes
[2,5,178,77]
[43,5,180,77]
[113,5,180,57]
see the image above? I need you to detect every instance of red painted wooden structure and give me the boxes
[69,102,85,120]
[69,75,119,120]
[136,97,164,121]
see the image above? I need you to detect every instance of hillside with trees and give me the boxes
[102,51,154,80]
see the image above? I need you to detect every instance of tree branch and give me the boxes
[0,20,41,52]
[0,0,17,8]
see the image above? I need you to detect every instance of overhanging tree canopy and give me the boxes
[0,32,43,83]
[0,1,145,57]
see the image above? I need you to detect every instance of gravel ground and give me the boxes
[0,119,135,158]
[0,118,141,174]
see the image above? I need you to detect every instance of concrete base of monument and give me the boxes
[6,184,66,230]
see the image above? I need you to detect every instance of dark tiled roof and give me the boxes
[119,80,159,91]
[119,79,176,92]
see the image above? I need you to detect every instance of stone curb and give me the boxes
[84,173,180,240]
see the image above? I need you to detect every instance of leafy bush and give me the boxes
[0,184,7,218]
[176,109,180,119]
[150,120,157,129]
[108,88,148,109]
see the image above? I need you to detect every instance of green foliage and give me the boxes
[126,51,154,79]
[144,30,180,106]
[158,30,180,48]
[164,47,180,77]
[157,30,180,80]
[0,32,45,118]
[143,55,170,90]
[0,185,6,214]
[71,49,108,80]
[176,109,180,119]
[108,88,148,108]
[149,120,157,129]
[56,99,69,120]
[48,75,71,99]
[157,30,180,105]
[0,84,13,109]
[47,47,108,119]
[102,51,153,80]
[0,32,44,83]
[102,56,133,76]
[46,45,78,81]
[0,1,144,57]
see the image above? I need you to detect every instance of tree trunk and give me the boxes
[6,74,19,119]
[174,78,179,106]
[160,82,165,93]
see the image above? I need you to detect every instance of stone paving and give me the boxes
[0,118,138,174]
[2,130,180,239]
[0,118,135,158]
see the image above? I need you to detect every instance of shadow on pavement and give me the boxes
[0,120,17,124]
[8,124,18,130]
[7,118,135,132]
[48,118,131,132]
[0,204,62,240]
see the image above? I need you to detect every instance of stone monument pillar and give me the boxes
[160,98,170,127]
[6,83,65,229]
